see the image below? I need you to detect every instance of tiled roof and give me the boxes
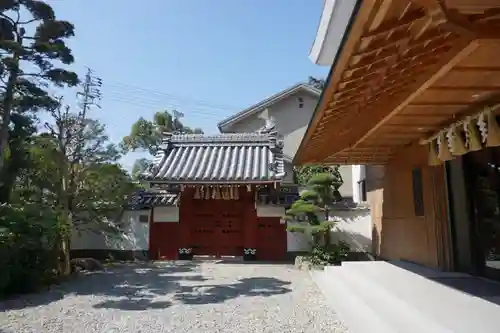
[126,190,179,210]
[142,131,285,184]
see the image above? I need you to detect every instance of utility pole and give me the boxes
[74,67,102,164]
[76,67,103,119]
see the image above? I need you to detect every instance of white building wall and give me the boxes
[352,165,362,203]
[287,209,372,253]
[287,222,314,252]
[330,209,371,253]
[71,210,150,251]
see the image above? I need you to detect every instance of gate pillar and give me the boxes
[178,188,194,260]
[243,188,257,261]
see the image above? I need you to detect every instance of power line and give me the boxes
[105,81,242,111]
[104,90,224,115]
[103,93,225,120]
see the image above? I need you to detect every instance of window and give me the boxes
[297,97,304,109]
[412,168,424,217]
[138,214,149,223]
[358,179,367,202]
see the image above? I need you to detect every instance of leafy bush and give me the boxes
[307,241,350,266]
[0,203,64,295]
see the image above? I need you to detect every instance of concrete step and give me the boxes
[311,268,398,333]
[323,265,451,333]
[339,261,500,333]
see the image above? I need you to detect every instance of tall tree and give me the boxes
[121,110,203,175]
[122,110,203,155]
[0,110,36,202]
[0,0,79,193]
[22,100,134,274]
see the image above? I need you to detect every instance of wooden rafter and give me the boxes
[429,86,500,91]
[362,9,427,39]
[411,0,500,38]
[327,42,455,117]
[347,40,480,153]
[312,39,478,161]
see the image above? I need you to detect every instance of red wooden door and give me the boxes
[217,214,244,256]
[149,222,179,260]
[256,217,287,261]
[189,199,244,257]
[191,211,218,255]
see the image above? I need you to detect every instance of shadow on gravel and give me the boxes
[0,261,202,311]
[174,277,292,305]
[1,261,293,311]
[93,298,173,310]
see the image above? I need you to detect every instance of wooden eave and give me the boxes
[295,0,500,165]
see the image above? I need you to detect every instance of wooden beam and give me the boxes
[441,8,500,39]
[428,86,500,91]
[452,66,500,72]
[410,102,473,106]
[314,40,477,161]
[412,0,500,38]
[362,9,427,39]
[350,40,479,151]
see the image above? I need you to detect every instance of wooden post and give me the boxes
[148,207,157,260]
[178,188,193,259]
[243,187,257,260]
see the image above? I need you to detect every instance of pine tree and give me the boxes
[0,0,79,179]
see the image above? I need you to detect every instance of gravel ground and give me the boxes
[0,261,347,333]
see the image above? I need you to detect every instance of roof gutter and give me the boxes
[294,0,363,165]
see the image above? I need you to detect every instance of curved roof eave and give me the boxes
[309,0,360,66]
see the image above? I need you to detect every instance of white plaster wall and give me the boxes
[287,222,314,252]
[71,210,150,251]
[338,165,354,199]
[352,165,367,203]
[226,91,318,159]
[330,209,372,252]
[153,206,179,222]
[352,165,362,203]
[283,161,295,184]
[287,209,371,253]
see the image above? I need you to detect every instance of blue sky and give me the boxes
[48,0,329,170]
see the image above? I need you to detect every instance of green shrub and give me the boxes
[0,203,63,296]
[307,241,350,266]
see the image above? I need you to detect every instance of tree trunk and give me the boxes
[0,42,20,177]
[0,172,14,203]
[323,205,331,246]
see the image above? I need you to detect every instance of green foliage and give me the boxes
[285,170,341,228]
[131,158,152,180]
[287,220,335,234]
[286,165,344,252]
[0,1,79,176]
[295,164,343,190]
[121,110,203,155]
[307,241,350,266]
[285,199,321,224]
[0,203,63,295]
[72,163,139,231]
[0,2,139,295]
